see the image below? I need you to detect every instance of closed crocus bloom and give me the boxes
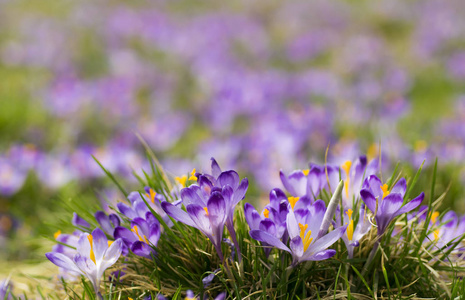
[360,175,424,235]
[46,228,123,296]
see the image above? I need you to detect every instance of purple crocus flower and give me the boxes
[114,217,161,258]
[162,159,248,261]
[360,175,424,235]
[244,188,289,257]
[162,190,228,260]
[335,205,372,258]
[250,199,346,266]
[46,228,123,295]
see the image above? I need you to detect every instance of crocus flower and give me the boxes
[250,199,346,266]
[244,188,289,257]
[46,228,123,295]
[336,205,372,258]
[360,175,424,235]
[162,158,248,261]
[162,190,228,260]
[114,217,161,258]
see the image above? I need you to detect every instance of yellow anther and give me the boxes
[189,168,198,181]
[54,230,61,239]
[263,208,270,219]
[346,209,353,220]
[145,188,157,204]
[341,161,352,176]
[342,161,352,198]
[380,184,390,199]
[175,175,188,187]
[431,211,440,223]
[108,241,113,247]
[129,298,133,300]
[298,223,308,239]
[203,207,209,216]
[433,229,440,241]
[302,169,310,176]
[298,223,313,251]
[87,235,96,264]
[345,209,354,241]
[288,197,300,210]
[132,225,144,242]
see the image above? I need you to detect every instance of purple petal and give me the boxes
[127,191,142,204]
[148,222,161,246]
[232,178,248,206]
[244,203,261,230]
[304,226,346,259]
[259,219,277,236]
[117,203,137,219]
[360,189,377,214]
[207,192,226,235]
[218,170,240,190]
[363,175,383,200]
[113,226,138,246]
[280,170,296,196]
[249,230,291,253]
[303,249,336,261]
[131,241,154,258]
[100,239,123,270]
[109,214,121,228]
[286,210,299,240]
[131,217,150,237]
[287,171,308,196]
[186,204,212,235]
[161,201,196,227]
[95,211,113,235]
[211,157,222,178]
[181,187,205,206]
[394,192,424,218]
[290,236,304,258]
[72,213,90,228]
[91,228,108,263]
[46,252,83,275]
[391,178,407,197]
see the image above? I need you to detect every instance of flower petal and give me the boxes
[360,189,377,214]
[95,211,113,235]
[304,226,346,259]
[91,228,108,263]
[211,157,222,178]
[46,252,83,275]
[244,203,261,230]
[303,249,336,261]
[161,201,196,227]
[290,236,304,259]
[393,192,424,218]
[249,230,291,253]
[100,238,123,271]
[232,178,249,206]
[218,170,240,190]
[391,178,407,197]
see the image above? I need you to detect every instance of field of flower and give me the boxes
[1,0,465,299]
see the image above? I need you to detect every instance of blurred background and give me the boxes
[1,0,465,292]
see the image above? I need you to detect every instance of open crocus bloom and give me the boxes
[114,217,161,258]
[360,175,424,235]
[46,228,123,295]
[250,200,346,266]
